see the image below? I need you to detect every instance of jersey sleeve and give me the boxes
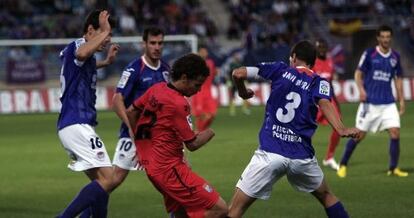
[73,38,86,67]
[394,52,403,77]
[311,77,332,102]
[116,60,140,97]
[256,61,288,81]
[357,50,370,73]
[170,101,196,143]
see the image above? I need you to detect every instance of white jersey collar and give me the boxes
[376,46,391,58]
[141,55,160,70]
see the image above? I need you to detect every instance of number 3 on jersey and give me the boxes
[276,92,301,123]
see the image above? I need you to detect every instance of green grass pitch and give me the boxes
[0,103,413,217]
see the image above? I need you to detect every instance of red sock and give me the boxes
[325,130,340,160]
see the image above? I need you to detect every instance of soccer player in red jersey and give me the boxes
[191,46,218,131]
[312,39,342,171]
[126,53,228,218]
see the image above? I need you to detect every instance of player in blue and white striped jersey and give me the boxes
[338,25,408,178]
[57,10,119,218]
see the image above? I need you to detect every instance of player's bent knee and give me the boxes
[389,128,400,139]
[94,167,117,192]
[111,167,129,188]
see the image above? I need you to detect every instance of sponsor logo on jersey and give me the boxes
[319,80,330,96]
[142,77,152,82]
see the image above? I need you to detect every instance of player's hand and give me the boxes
[105,43,120,65]
[399,99,405,115]
[359,89,367,102]
[99,10,111,33]
[338,127,360,139]
[239,88,254,99]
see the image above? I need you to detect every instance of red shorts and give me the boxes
[191,93,217,116]
[317,99,341,125]
[147,163,220,217]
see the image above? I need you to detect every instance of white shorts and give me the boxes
[58,124,112,171]
[356,103,400,133]
[113,137,143,170]
[236,149,323,200]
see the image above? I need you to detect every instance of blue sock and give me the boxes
[59,180,108,218]
[389,139,400,170]
[79,207,91,218]
[340,139,358,166]
[325,201,349,218]
[91,187,109,218]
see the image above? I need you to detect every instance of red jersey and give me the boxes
[191,58,218,116]
[199,58,216,97]
[132,82,196,176]
[312,56,335,82]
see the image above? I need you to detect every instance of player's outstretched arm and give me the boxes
[185,128,215,152]
[76,10,112,61]
[97,43,120,68]
[232,67,254,99]
[318,98,360,138]
[354,69,366,102]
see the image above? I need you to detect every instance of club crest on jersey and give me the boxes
[319,80,330,96]
[187,115,193,129]
[162,71,170,82]
[390,58,397,68]
[203,183,213,193]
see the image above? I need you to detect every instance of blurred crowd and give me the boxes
[1,0,414,84]
[0,0,217,40]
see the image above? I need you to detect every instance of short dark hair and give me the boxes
[170,53,209,81]
[82,9,116,34]
[290,40,317,68]
[142,27,164,41]
[376,25,393,36]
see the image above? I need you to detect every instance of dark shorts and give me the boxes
[147,163,220,216]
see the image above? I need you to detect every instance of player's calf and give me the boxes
[311,180,349,217]
[204,197,228,218]
[86,167,116,192]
